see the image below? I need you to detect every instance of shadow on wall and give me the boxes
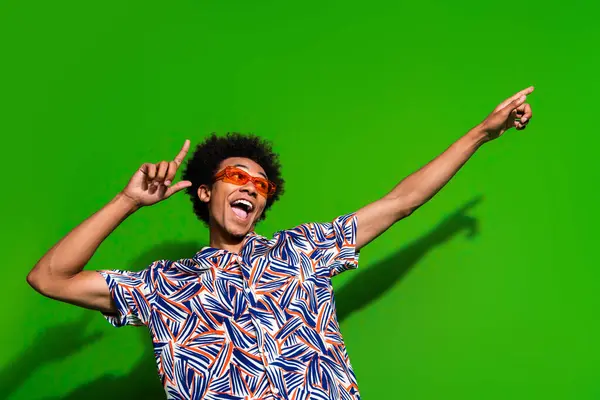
[335,196,482,322]
[0,242,203,400]
[0,313,105,400]
[3,196,481,399]
[50,242,205,400]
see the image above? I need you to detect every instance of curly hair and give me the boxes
[182,132,285,225]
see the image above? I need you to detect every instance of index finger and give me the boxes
[173,139,191,166]
[497,86,535,110]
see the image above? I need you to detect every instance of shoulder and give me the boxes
[274,213,357,244]
[102,259,186,286]
[100,259,170,280]
[145,257,210,294]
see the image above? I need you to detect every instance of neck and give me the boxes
[208,222,250,254]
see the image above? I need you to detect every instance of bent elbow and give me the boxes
[26,267,54,297]
[26,268,43,292]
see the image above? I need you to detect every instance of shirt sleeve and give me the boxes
[97,263,159,327]
[296,213,360,278]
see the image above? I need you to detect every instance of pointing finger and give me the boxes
[497,86,535,111]
[174,139,191,166]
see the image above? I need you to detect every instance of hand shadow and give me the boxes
[336,196,482,323]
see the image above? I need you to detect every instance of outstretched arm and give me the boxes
[355,86,534,251]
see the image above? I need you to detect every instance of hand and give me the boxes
[478,86,534,141]
[121,140,193,207]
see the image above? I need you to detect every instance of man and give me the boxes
[27,87,534,399]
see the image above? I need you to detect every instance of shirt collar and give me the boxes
[191,231,267,271]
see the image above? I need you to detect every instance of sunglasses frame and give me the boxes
[213,166,277,198]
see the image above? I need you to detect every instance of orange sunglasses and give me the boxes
[213,166,277,198]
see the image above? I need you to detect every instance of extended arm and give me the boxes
[355,87,534,250]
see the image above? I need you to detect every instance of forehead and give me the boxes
[218,157,267,177]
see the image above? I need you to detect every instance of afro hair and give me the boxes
[182,132,284,225]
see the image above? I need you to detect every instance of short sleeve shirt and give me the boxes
[99,213,361,400]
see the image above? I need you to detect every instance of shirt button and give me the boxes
[272,388,279,394]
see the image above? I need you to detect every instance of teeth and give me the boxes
[232,199,253,211]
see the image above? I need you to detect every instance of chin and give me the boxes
[225,215,256,238]
[227,222,249,235]
[228,229,250,239]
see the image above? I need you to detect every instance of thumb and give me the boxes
[501,94,527,117]
[165,180,193,197]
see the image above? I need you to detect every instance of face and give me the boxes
[198,157,269,239]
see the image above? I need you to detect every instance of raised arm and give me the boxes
[26,140,193,313]
[355,87,534,250]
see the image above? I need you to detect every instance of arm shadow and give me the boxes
[0,241,202,400]
[5,197,481,399]
[336,196,483,323]
[52,241,203,400]
[0,313,104,400]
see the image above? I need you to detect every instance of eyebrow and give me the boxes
[232,163,268,179]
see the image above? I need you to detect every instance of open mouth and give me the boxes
[230,199,254,221]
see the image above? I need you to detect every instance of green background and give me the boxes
[1,0,598,398]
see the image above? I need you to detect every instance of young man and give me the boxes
[27,87,534,399]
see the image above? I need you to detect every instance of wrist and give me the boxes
[464,125,490,148]
[115,191,142,214]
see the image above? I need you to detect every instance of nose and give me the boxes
[240,181,258,197]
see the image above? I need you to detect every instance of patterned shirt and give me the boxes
[100,213,361,400]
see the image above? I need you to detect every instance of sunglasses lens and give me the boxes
[254,179,269,194]
[227,169,249,184]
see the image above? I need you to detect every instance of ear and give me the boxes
[197,184,211,203]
